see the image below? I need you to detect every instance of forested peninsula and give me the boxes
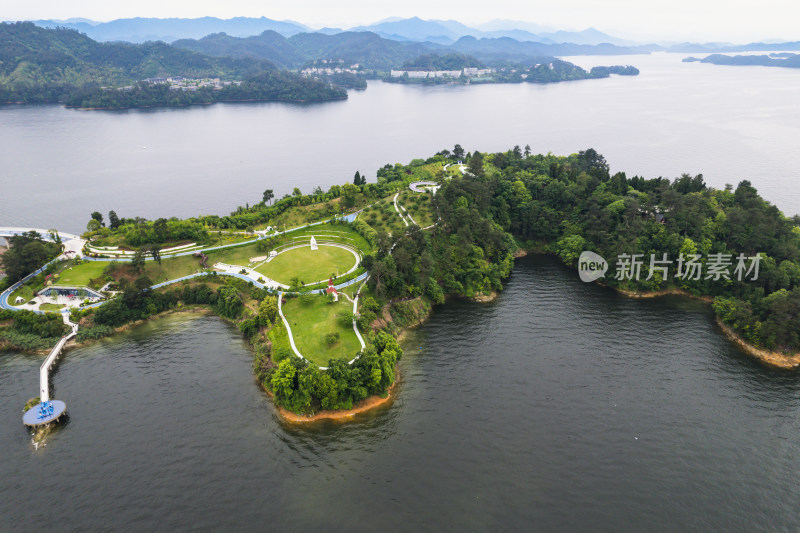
[386,53,639,85]
[684,53,800,69]
[3,146,800,418]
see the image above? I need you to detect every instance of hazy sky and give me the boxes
[2,0,798,42]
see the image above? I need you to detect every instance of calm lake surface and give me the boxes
[1,52,799,234]
[2,51,800,531]
[3,255,800,531]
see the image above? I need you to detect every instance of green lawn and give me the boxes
[145,254,208,282]
[205,231,260,247]
[256,245,357,285]
[57,261,110,287]
[205,241,262,267]
[282,295,362,367]
[9,285,35,306]
[281,224,372,254]
[39,303,65,312]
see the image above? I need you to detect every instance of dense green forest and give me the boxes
[401,53,484,70]
[64,72,346,108]
[386,57,638,85]
[5,147,800,410]
[176,30,436,71]
[0,22,343,105]
[384,147,799,353]
[172,28,653,69]
[308,71,367,90]
[0,231,62,283]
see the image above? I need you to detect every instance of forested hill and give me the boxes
[174,30,439,70]
[0,22,343,104]
[172,30,649,70]
[363,147,800,353]
[401,53,484,70]
[684,53,800,68]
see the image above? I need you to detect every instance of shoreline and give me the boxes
[715,317,800,369]
[64,305,214,350]
[66,95,348,111]
[270,371,400,423]
[612,286,713,302]
[518,247,800,370]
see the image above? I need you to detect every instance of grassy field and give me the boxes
[256,245,357,285]
[145,255,207,283]
[398,189,435,228]
[282,224,372,253]
[39,303,65,312]
[282,295,362,367]
[9,284,35,305]
[57,260,110,287]
[205,231,260,247]
[256,198,344,230]
[268,321,293,363]
[445,163,464,176]
[359,196,407,236]
[254,195,380,231]
[205,241,262,267]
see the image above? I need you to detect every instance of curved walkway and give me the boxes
[250,240,362,287]
[409,180,440,193]
[276,276,368,370]
[393,192,411,227]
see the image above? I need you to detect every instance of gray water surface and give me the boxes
[1,52,799,234]
[2,255,799,531]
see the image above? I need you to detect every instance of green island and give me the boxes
[4,145,800,420]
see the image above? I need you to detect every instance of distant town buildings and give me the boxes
[389,67,495,79]
[140,76,239,91]
[300,59,362,76]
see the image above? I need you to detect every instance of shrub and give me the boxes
[325,331,340,345]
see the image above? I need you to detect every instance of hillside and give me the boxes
[173,30,306,69]
[173,30,439,70]
[0,22,342,105]
[401,53,484,70]
[171,29,649,72]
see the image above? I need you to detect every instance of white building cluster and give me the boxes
[390,67,495,78]
[141,77,242,91]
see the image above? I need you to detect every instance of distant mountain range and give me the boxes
[351,17,636,46]
[31,16,311,43]
[171,31,654,71]
[27,15,633,46]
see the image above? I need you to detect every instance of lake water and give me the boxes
[3,51,800,531]
[3,255,800,531]
[1,52,799,234]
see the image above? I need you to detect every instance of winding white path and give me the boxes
[277,276,368,370]
[393,192,410,227]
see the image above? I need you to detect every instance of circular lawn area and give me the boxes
[255,244,358,285]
